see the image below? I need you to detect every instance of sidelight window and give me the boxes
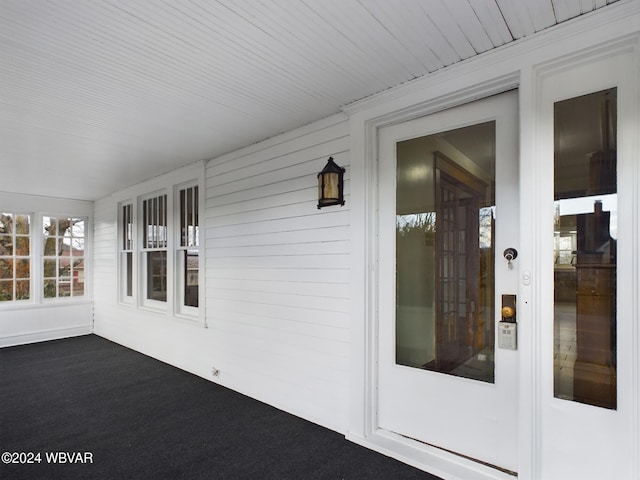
[553,88,617,409]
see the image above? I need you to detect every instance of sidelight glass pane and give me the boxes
[396,122,496,383]
[553,88,617,409]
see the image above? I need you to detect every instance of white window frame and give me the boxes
[0,212,32,303]
[139,191,170,312]
[118,201,135,305]
[41,215,88,301]
[114,162,204,323]
[175,182,200,318]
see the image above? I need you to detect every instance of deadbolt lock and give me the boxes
[503,248,518,268]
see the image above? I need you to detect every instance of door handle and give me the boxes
[501,294,516,323]
[499,294,517,350]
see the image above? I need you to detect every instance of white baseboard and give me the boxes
[0,325,93,348]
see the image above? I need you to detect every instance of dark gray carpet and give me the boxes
[0,335,440,479]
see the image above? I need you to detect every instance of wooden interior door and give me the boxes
[431,152,490,373]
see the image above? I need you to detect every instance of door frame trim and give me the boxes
[346,73,521,480]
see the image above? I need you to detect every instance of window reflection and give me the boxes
[396,122,496,383]
[554,88,617,409]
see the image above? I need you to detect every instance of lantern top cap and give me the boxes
[319,157,345,176]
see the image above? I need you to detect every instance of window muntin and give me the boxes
[0,213,31,302]
[43,217,86,299]
[142,194,167,303]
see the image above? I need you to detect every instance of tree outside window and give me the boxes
[0,213,31,302]
[43,217,85,299]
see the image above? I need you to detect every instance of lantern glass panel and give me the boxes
[324,172,340,201]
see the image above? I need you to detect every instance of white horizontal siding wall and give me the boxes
[92,197,117,314]
[93,113,351,432]
[205,113,350,431]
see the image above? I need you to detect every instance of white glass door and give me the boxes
[377,91,519,473]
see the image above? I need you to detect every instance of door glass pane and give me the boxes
[396,121,496,383]
[554,88,617,409]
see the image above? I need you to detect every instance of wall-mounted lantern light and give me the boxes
[317,157,345,209]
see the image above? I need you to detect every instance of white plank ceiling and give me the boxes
[0,0,619,201]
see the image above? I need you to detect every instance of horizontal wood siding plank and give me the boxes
[205,175,314,208]
[207,240,350,258]
[208,321,348,383]
[206,267,347,284]
[206,210,349,238]
[206,148,349,199]
[206,309,349,345]
[93,197,118,307]
[206,191,350,226]
[205,225,349,248]
[208,287,349,313]
[207,296,349,327]
[208,253,349,271]
[206,278,348,299]
[211,314,349,359]
[207,117,348,174]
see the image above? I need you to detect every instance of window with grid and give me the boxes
[178,185,199,310]
[0,213,31,302]
[43,216,86,299]
[116,174,201,319]
[120,202,134,302]
[142,194,167,303]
